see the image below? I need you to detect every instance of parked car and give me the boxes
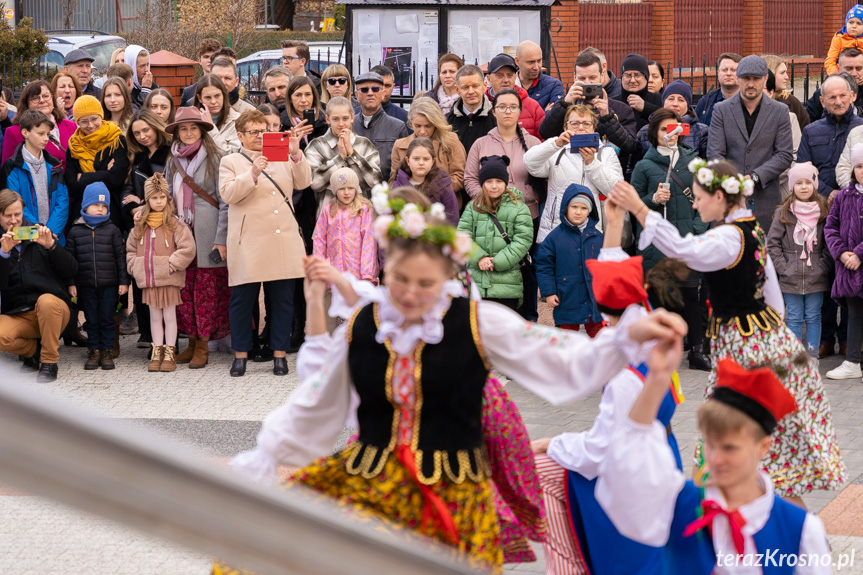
[39,31,126,79]
[236,41,344,94]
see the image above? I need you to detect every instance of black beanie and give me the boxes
[620,53,649,80]
[479,155,510,186]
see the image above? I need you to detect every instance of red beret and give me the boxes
[585,256,649,312]
[712,359,798,434]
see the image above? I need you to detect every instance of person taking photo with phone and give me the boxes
[525,104,623,244]
[631,108,710,371]
[539,51,640,181]
[0,190,78,383]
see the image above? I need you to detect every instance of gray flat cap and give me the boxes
[354,71,384,85]
[64,48,96,65]
[736,55,768,78]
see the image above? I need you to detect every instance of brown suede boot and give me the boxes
[175,335,197,364]
[100,349,115,370]
[189,337,209,369]
[160,345,176,372]
[148,344,164,372]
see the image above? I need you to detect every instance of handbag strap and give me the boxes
[173,160,220,209]
[239,152,307,247]
[239,151,298,218]
[488,213,511,244]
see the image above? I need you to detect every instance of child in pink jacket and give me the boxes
[312,167,379,331]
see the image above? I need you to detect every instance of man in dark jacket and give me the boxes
[797,74,861,360]
[798,75,863,200]
[64,49,101,100]
[180,38,222,108]
[806,48,863,123]
[516,41,564,109]
[694,52,741,126]
[447,65,496,156]
[539,52,639,180]
[353,72,409,181]
[580,47,622,101]
[0,190,78,382]
[615,53,663,131]
[368,65,409,123]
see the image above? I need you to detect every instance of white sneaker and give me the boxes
[825,360,863,380]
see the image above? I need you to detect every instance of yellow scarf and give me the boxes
[68,121,123,172]
[146,212,164,229]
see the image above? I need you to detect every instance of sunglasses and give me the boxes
[327,77,348,86]
[358,86,381,93]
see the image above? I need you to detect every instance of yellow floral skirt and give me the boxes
[212,448,503,574]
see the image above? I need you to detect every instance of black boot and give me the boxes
[273,356,289,376]
[688,349,712,372]
[230,358,247,377]
[20,341,41,371]
[37,362,58,383]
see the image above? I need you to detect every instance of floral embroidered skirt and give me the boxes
[211,451,503,575]
[695,322,846,496]
[177,261,231,340]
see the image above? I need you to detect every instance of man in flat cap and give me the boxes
[707,55,793,231]
[64,49,101,99]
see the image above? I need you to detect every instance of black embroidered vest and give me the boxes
[345,297,491,484]
[704,218,782,338]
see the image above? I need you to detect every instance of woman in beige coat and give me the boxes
[219,110,312,377]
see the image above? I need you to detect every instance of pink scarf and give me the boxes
[791,200,821,266]
[170,139,205,226]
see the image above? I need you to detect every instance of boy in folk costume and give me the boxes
[596,354,831,574]
[532,200,686,575]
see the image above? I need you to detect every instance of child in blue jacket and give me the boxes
[536,183,604,336]
[0,110,69,245]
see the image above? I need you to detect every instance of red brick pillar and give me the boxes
[149,50,199,106]
[551,0,579,84]
[742,0,765,56]
[644,0,673,65]
[824,0,845,58]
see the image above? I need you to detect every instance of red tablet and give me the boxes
[262,132,292,162]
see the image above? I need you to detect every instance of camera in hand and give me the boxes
[12,226,39,241]
[570,133,600,151]
[581,84,603,101]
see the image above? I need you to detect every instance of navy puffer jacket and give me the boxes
[65,218,130,288]
[535,184,603,325]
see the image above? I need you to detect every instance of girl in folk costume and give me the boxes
[597,352,831,574]
[217,184,686,571]
[126,173,196,372]
[609,159,846,505]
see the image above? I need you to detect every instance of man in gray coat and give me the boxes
[707,55,793,231]
[352,72,409,181]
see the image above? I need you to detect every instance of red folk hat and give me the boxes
[712,359,798,435]
[585,256,649,315]
[165,106,214,135]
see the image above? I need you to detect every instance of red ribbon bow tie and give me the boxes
[682,499,748,555]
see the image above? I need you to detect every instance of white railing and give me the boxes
[0,366,486,575]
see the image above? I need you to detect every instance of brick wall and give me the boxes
[151,65,196,106]
[551,1,578,85]
[645,0,673,66]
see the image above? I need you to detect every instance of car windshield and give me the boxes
[87,40,127,77]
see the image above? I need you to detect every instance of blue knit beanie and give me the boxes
[661,80,692,110]
[82,182,110,214]
[842,5,863,35]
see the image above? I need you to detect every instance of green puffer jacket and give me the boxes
[631,145,708,274]
[458,187,534,304]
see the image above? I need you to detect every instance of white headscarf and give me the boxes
[123,45,149,89]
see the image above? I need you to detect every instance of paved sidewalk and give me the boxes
[1,323,863,573]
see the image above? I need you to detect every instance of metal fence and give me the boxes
[674,0,743,67]
[0,56,55,99]
[579,2,653,75]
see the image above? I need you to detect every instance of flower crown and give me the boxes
[370,183,474,265]
[687,158,755,197]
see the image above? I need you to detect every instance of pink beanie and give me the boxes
[851,143,863,171]
[787,162,818,192]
